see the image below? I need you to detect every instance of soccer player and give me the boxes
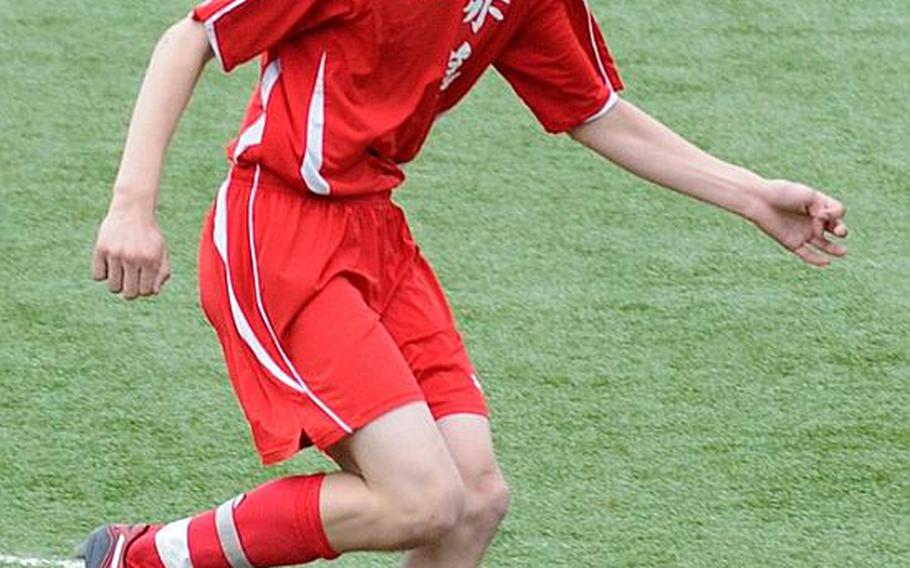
[82,0,848,567]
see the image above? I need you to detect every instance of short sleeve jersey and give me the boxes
[192,0,624,197]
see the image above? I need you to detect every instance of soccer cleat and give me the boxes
[75,524,150,568]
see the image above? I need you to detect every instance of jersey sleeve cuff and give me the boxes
[190,8,231,73]
[543,85,622,134]
[582,90,621,125]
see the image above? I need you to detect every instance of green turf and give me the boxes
[1,1,908,566]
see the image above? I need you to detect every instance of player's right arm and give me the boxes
[94,0,364,300]
[92,17,213,299]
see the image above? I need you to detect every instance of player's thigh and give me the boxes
[328,403,461,495]
[330,411,508,523]
[325,402,466,534]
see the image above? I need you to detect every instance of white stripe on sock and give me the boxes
[154,518,193,568]
[215,496,254,568]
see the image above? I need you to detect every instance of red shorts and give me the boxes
[198,166,487,465]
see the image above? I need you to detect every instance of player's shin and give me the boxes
[125,475,337,568]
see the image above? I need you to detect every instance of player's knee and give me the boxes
[389,474,466,545]
[462,470,510,533]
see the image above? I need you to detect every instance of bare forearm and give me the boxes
[92,17,212,299]
[112,17,212,211]
[569,100,766,219]
[568,98,848,267]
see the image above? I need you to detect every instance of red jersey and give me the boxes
[192,0,624,197]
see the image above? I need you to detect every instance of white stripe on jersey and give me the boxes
[300,52,331,195]
[234,58,282,161]
[260,58,282,102]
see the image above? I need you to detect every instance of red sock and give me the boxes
[126,474,338,568]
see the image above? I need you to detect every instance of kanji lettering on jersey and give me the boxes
[441,41,472,91]
[463,0,511,33]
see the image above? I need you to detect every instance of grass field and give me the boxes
[1,1,908,566]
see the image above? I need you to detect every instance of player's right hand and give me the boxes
[92,206,171,299]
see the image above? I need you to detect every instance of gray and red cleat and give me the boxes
[75,524,150,568]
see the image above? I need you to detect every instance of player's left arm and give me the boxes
[569,99,848,267]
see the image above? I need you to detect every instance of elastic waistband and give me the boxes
[229,166,393,204]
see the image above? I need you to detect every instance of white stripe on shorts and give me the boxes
[212,167,353,433]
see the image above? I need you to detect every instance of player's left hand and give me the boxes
[748,180,848,267]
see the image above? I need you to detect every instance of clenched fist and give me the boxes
[92,205,171,299]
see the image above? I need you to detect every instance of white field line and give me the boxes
[0,555,82,568]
